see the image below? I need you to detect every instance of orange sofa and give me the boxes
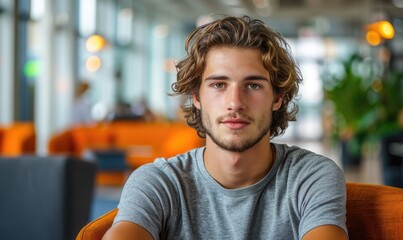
[0,122,36,156]
[48,121,205,186]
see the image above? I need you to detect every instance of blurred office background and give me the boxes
[0,0,403,238]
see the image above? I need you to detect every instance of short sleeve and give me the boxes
[113,163,176,240]
[296,157,347,239]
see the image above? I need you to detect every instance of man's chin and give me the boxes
[212,138,256,153]
[220,144,254,153]
[206,128,270,153]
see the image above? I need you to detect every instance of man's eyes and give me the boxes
[246,83,262,90]
[211,82,225,89]
[209,82,263,90]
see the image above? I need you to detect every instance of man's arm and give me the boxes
[102,221,153,240]
[302,225,348,240]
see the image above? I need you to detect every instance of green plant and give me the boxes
[323,54,378,157]
[324,53,403,161]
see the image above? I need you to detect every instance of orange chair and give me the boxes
[346,182,403,239]
[70,125,113,156]
[125,123,205,169]
[76,182,403,240]
[49,123,113,157]
[48,129,75,155]
[0,126,4,149]
[0,122,36,156]
[77,208,118,240]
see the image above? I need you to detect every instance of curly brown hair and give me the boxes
[172,15,302,139]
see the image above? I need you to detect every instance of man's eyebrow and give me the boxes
[244,75,269,81]
[204,75,229,81]
[204,75,269,81]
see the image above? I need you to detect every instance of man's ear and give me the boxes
[273,93,284,111]
[192,93,201,109]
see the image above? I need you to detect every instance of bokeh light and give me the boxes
[366,30,381,46]
[86,34,106,52]
[23,60,41,78]
[85,56,101,72]
[377,21,395,39]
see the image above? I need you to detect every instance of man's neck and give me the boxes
[203,139,275,189]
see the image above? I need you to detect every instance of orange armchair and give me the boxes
[0,122,36,155]
[77,208,118,240]
[76,182,403,240]
[346,182,403,239]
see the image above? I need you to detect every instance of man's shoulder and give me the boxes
[273,143,343,181]
[274,143,337,166]
[154,147,202,170]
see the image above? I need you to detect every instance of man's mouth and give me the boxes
[220,118,250,130]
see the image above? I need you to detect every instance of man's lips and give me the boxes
[220,118,250,129]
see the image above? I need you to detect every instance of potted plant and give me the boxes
[323,54,379,167]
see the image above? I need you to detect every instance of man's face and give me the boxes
[193,46,282,152]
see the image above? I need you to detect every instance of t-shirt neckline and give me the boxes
[195,144,282,197]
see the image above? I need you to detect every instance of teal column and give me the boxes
[0,0,15,124]
[34,0,54,155]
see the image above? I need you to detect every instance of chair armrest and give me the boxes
[76,208,118,240]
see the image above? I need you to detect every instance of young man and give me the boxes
[103,16,348,240]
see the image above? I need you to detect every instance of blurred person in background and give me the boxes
[130,98,155,122]
[110,98,155,122]
[72,81,94,125]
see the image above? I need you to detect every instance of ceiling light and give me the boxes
[367,20,395,40]
[366,30,381,46]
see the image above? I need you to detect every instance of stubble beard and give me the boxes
[201,106,273,153]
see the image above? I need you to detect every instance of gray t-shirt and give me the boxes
[114,143,347,240]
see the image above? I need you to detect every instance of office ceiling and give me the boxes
[128,0,403,37]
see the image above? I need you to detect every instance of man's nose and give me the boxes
[226,86,246,111]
